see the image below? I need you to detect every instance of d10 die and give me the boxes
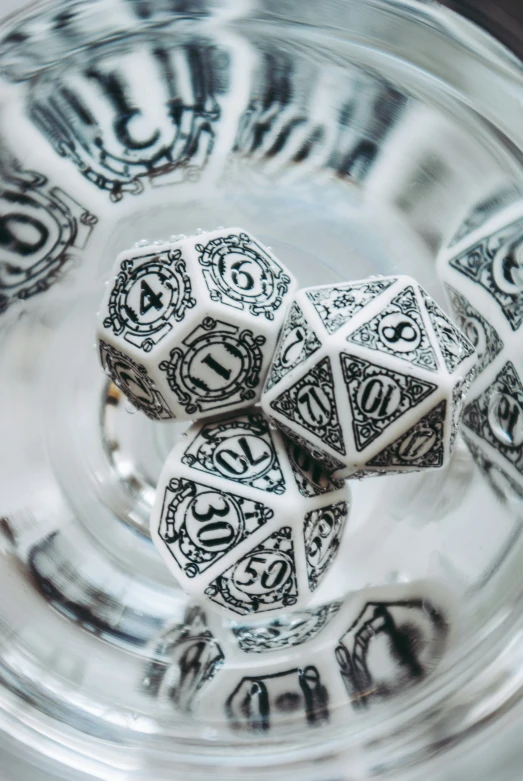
[150,408,351,616]
[96,228,297,421]
[437,191,523,485]
[261,274,476,479]
[183,580,453,730]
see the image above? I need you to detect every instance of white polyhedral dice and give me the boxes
[145,581,453,727]
[437,189,523,486]
[261,274,477,479]
[96,228,297,421]
[150,408,351,616]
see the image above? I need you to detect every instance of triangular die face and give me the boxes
[270,356,346,455]
[304,500,349,591]
[274,419,346,473]
[445,284,504,376]
[265,302,322,391]
[306,278,397,334]
[347,286,439,372]
[461,361,523,476]
[284,437,344,497]
[204,527,298,615]
[157,478,274,577]
[366,400,447,470]
[182,410,286,495]
[340,353,438,451]
[420,289,475,373]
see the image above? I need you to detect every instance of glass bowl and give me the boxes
[1,0,523,779]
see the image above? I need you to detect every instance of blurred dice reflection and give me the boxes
[142,581,453,733]
[437,188,523,496]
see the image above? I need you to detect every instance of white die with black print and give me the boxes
[262,274,477,479]
[150,408,350,617]
[437,190,523,491]
[96,227,297,421]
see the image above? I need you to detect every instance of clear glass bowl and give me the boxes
[1,1,523,779]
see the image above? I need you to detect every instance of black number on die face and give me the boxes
[185,493,241,551]
[280,326,306,367]
[233,552,293,594]
[187,344,240,391]
[379,314,421,351]
[213,435,272,478]
[357,376,401,419]
[0,212,49,256]
[489,393,523,447]
[297,385,332,426]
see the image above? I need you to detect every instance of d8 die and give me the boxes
[150,408,351,616]
[437,191,523,485]
[96,228,297,421]
[261,274,477,479]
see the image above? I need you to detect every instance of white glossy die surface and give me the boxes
[437,191,523,492]
[261,274,476,479]
[150,408,351,616]
[96,228,297,421]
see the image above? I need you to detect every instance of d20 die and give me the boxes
[437,191,523,484]
[96,228,297,421]
[261,275,476,479]
[150,408,351,616]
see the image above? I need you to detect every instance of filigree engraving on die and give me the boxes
[444,284,503,377]
[449,218,523,331]
[284,438,344,497]
[205,527,298,615]
[182,410,286,494]
[196,232,292,319]
[225,665,330,732]
[103,248,195,351]
[270,357,345,455]
[340,353,437,451]
[306,278,396,334]
[99,340,174,420]
[159,317,266,415]
[303,501,348,592]
[366,400,447,469]
[462,362,523,475]
[273,420,346,473]
[420,290,475,373]
[347,286,439,372]
[232,602,341,653]
[265,302,321,391]
[158,478,274,577]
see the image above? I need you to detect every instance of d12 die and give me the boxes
[261,274,476,479]
[185,580,453,731]
[150,408,351,616]
[437,190,523,487]
[96,228,297,421]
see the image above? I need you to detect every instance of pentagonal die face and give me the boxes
[96,228,297,421]
[149,409,350,616]
[437,192,523,488]
[262,275,477,479]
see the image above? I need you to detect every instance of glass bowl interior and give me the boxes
[1,0,523,779]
